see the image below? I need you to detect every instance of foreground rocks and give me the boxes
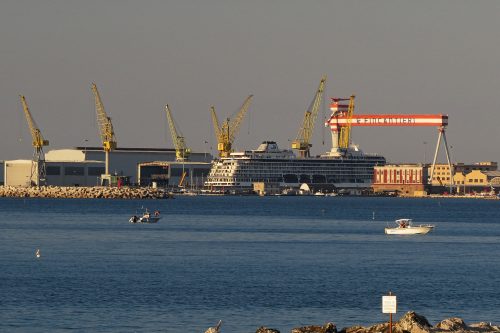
[342,312,498,333]
[254,312,499,333]
[292,322,337,333]
[0,185,173,199]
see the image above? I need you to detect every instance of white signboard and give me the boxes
[382,295,397,314]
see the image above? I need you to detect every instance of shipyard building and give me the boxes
[4,147,212,187]
[372,161,499,196]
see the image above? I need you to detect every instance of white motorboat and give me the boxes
[385,219,434,235]
[130,209,161,224]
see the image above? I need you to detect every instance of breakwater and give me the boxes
[0,186,172,199]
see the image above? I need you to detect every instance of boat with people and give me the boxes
[129,209,161,224]
[384,218,435,235]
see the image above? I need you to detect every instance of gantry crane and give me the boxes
[165,104,191,161]
[211,95,253,158]
[291,76,327,157]
[19,95,49,186]
[326,105,453,192]
[91,83,117,184]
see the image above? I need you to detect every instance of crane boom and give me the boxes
[91,83,117,181]
[91,83,117,152]
[227,94,253,144]
[212,95,253,158]
[19,95,48,186]
[291,76,326,157]
[20,96,49,149]
[210,106,222,143]
[165,104,191,161]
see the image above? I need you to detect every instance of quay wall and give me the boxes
[0,186,170,199]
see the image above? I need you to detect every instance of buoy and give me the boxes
[35,249,41,258]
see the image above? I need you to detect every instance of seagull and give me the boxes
[204,320,222,333]
[35,249,41,258]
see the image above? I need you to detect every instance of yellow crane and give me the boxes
[337,95,355,149]
[210,105,222,148]
[178,170,187,187]
[91,83,117,184]
[19,95,49,186]
[291,76,327,157]
[165,104,191,161]
[211,95,253,158]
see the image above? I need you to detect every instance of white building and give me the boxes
[4,153,104,187]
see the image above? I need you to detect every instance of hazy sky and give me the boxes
[1,0,499,164]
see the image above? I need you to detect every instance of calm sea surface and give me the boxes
[1,196,499,332]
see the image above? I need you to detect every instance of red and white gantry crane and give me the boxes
[326,97,453,190]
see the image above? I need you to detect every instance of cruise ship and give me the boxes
[204,141,386,194]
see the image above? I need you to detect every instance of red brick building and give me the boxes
[372,164,428,196]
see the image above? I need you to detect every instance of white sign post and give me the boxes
[382,292,397,333]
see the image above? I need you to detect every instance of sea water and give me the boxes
[0,196,499,332]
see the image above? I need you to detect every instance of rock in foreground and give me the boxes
[292,322,337,333]
[340,312,499,333]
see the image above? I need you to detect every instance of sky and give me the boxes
[1,0,499,164]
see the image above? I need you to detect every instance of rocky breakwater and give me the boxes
[252,312,499,333]
[0,186,173,199]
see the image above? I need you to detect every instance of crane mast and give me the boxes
[211,95,253,158]
[291,76,326,158]
[91,83,117,179]
[338,95,355,149]
[19,95,49,186]
[165,104,191,161]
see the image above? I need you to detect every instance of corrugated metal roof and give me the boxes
[75,147,176,152]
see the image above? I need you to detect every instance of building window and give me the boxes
[46,166,61,175]
[65,167,84,176]
[88,167,105,176]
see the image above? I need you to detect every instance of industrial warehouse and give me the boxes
[1,79,499,198]
[3,147,212,188]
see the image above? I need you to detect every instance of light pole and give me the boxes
[449,145,454,194]
[204,140,208,160]
[423,141,427,164]
[83,139,89,156]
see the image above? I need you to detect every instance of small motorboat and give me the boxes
[385,218,434,235]
[130,209,161,224]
